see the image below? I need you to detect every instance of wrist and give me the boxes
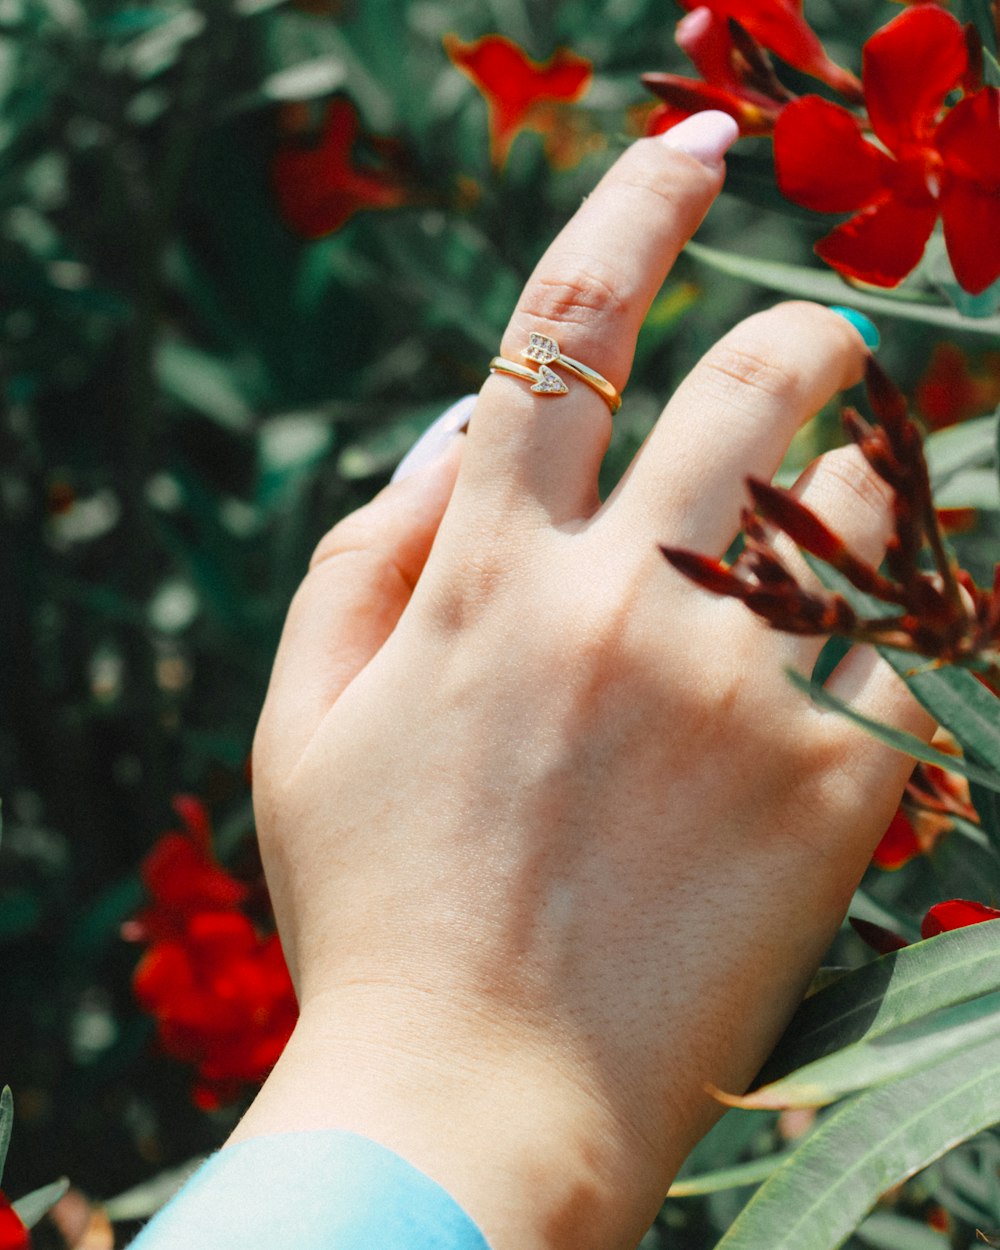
[229,982,673,1250]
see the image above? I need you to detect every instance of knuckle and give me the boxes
[699,339,801,407]
[517,261,629,332]
[813,445,894,523]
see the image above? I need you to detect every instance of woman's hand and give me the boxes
[239,113,934,1250]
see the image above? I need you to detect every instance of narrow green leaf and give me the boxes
[668,1151,791,1197]
[786,669,1000,793]
[13,1177,69,1228]
[0,1087,12,1184]
[856,1210,949,1249]
[732,990,1000,1110]
[876,655,1000,776]
[759,921,1000,1083]
[685,243,1000,337]
[155,341,254,433]
[925,412,997,491]
[715,1036,1000,1250]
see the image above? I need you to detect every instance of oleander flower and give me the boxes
[273,97,409,239]
[133,911,297,1111]
[128,797,298,1108]
[443,33,592,166]
[921,898,1000,937]
[872,809,921,870]
[0,1194,29,1250]
[674,0,861,97]
[643,8,790,137]
[774,5,1000,293]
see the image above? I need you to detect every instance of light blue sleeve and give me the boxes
[127,1129,493,1250]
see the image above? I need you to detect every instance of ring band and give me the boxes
[488,333,622,415]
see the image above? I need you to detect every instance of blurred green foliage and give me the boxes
[0,0,997,1245]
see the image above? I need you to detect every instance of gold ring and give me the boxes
[523,333,621,415]
[489,357,570,396]
[488,333,622,415]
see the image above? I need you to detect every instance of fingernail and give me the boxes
[391,395,476,483]
[829,306,880,351]
[658,110,740,167]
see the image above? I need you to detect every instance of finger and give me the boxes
[607,303,873,554]
[255,432,463,778]
[453,112,738,527]
[766,443,896,671]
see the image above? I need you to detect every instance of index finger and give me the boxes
[452,112,739,526]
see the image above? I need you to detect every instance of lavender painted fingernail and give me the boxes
[391,395,476,484]
[659,110,740,168]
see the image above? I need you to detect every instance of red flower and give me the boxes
[0,1193,29,1250]
[644,8,789,137]
[443,33,592,167]
[124,796,248,944]
[128,796,298,1107]
[921,898,1000,938]
[872,808,921,870]
[916,342,1000,429]
[134,912,297,1110]
[774,6,1000,293]
[675,0,861,98]
[273,97,408,239]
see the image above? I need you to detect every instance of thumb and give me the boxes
[256,401,470,775]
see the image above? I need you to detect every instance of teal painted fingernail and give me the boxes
[829,306,880,351]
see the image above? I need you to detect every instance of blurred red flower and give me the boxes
[273,97,409,239]
[124,796,248,944]
[444,33,592,166]
[675,0,861,98]
[872,809,920,870]
[128,797,297,1108]
[916,343,1000,429]
[921,898,1000,938]
[644,8,789,137]
[774,6,1000,293]
[0,1194,28,1250]
[134,912,297,1110]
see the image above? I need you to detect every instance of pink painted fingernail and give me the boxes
[659,110,740,168]
[391,394,476,483]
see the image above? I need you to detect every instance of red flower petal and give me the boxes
[872,808,921,869]
[936,88,1000,294]
[273,98,408,239]
[676,7,741,89]
[0,1193,29,1250]
[641,74,778,135]
[677,0,860,96]
[863,6,966,153]
[142,834,248,918]
[921,898,1000,938]
[774,96,891,212]
[816,192,938,287]
[444,34,591,166]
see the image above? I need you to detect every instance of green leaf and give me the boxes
[759,920,1000,1083]
[13,1177,69,1228]
[876,654,1000,776]
[785,669,1000,793]
[685,243,1000,337]
[731,990,1000,1110]
[714,1035,1000,1250]
[925,413,998,493]
[668,1151,791,1197]
[0,1087,12,1185]
[155,341,255,433]
[856,1210,949,1249]
[260,57,346,102]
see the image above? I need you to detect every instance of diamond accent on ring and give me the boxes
[524,333,561,365]
[531,364,569,395]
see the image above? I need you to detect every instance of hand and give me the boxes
[239,113,934,1250]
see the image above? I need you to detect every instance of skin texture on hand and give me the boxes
[236,120,935,1250]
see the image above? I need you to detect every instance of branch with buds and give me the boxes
[661,357,1000,678]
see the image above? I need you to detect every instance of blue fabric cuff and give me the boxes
[127,1130,493,1250]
